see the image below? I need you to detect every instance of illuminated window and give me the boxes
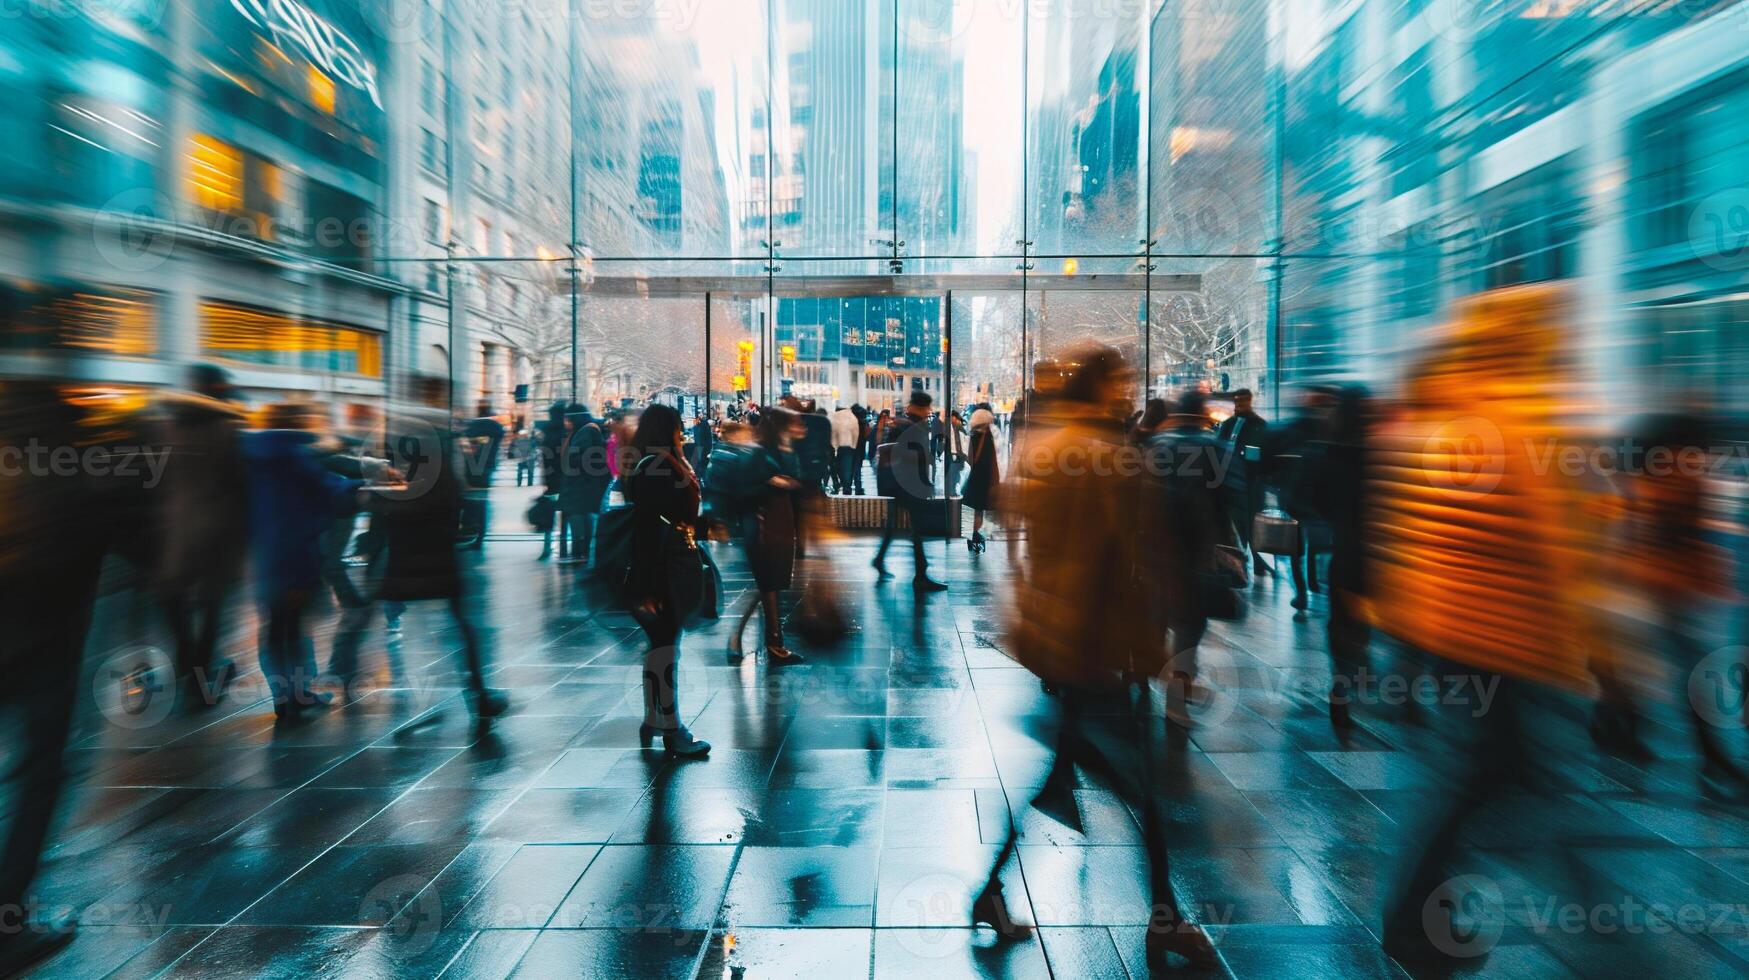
[200,301,383,377]
[0,284,156,356]
[188,135,244,212]
[307,65,337,115]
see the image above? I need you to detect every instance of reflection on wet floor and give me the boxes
[28,516,1749,979]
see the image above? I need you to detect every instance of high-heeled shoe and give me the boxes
[971,882,1030,941]
[727,633,745,664]
[765,645,806,666]
[639,723,712,758]
[1147,922,1219,969]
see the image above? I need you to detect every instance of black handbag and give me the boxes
[526,494,556,533]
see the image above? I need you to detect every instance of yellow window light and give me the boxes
[188,134,243,212]
[307,65,337,115]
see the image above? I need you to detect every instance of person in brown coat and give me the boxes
[977,342,1217,970]
[152,365,249,707]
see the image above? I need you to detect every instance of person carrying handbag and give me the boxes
[621,404,712,759]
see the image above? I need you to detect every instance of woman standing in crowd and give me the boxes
[723,408,806,665]
[622,404,712,758]
[244,403,363,720]
[961,406,1000,554]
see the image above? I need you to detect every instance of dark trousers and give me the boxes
[1229,497,1269,570]
[0,551,102,926]
[162,580,230,680]
[262,590,316,709]
[562,509,596,562]
[986,689,1185,927]
[639,607,683,731]
[1385,666,1524,947]
[461,491,488,549]
[875,498,928,578]
[832,448,857,494]
[380,595,490,694]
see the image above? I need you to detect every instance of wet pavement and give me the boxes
[23,486,1749,978]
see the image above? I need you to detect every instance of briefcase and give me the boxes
[1251,510,1302,556]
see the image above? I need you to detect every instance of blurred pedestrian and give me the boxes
[460,402,504,549]
[1305,385,1372,731]
[1218,388,1271,576]
[984,344,1217,969]
[558,405,610,566]
[0,381,123,972]
[850,403,871,494]
[721,408,806,665]
[151,364,247,708]
[537,401,569,560]
[244,403,364,720]
[374,378,509,722]
[623,404,711,758]
[873,390,946,592]
[1144,390,1240,710]
[962,408,1000,554]
[1623,411,1746,796]
[829,403,859,495]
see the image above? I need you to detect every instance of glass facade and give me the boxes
[2,0,1748,419]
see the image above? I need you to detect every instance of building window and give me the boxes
[188,135,244,213]
[421,59,442,117]
[200,301,383,377]
[420,129,448,176]
[425,264,445,295]
[423,199,445,244]
[0,283,156,356]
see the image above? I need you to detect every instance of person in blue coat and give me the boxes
[244,403,363,720]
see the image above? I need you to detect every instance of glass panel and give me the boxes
[896,0,1026,258]
[1028,0,1150,259]
[1150,0,1271,257]
[770,0,890,259]
[572,0,769,258]
[1149,257,1268,406]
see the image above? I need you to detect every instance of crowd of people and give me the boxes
[4,284,1748,972]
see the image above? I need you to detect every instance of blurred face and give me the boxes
[1234,393,1253,415]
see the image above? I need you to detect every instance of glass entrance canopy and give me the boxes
[4,0,1747,418]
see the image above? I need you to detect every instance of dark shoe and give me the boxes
[727,633,745,664]
[0,913,77,976]
[913,577,949,593]
[641,723,711,758]
[766,646,806,666]
[1147,922,1219,970]
[472,689,510,719]
[971,882,1031,941]
[872,559,893,579]
[1328,691,1353,732]
[1292,593,1309,611]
